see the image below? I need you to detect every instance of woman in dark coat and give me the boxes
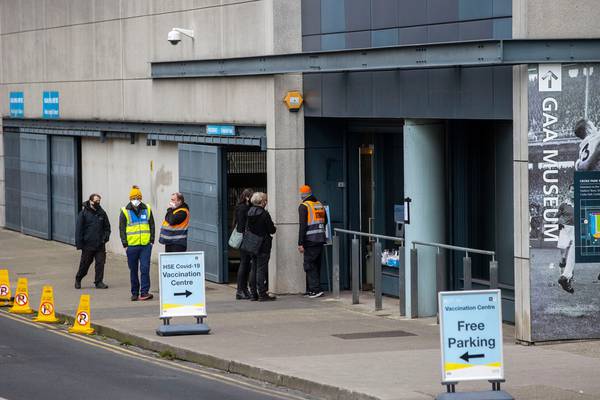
[246,192,277,301]
[234,188,254,299]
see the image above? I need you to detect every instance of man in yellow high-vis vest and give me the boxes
[119,185,155,301]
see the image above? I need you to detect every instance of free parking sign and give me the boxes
[439,290,504,383]
[159,252,206,318]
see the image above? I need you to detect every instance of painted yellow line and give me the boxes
[0,310,306,400]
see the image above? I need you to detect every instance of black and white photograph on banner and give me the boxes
[528,63,600,342]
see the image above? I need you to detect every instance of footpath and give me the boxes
[1,229,600,400]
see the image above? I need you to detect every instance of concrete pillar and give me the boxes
[403,120,445,317]
[266,73,305,294]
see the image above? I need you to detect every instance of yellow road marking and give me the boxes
[0,310,306,400]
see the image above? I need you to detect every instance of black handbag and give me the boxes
[240,222,264,255]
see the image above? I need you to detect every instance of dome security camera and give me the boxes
[168,28,194,46]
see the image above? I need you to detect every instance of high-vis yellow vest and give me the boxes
[122,205,152,246]
[159,207,190,246]
[302,200,327,244]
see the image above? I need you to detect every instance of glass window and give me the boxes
[493,17,512,39]
[321,0,346,33]
[321,33,347,50]
[372,28,399,47]
[493,0,511,17]
[459,0,492,20]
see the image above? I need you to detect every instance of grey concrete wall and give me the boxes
[80,137,179,259]
[511,0,600,341]
[0,0,276,124]
[0,0,306,293]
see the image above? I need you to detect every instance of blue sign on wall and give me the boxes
[42,91,59,119]
[439,290,504,383]
[159,252,206,318]
[207,125,236,136]
[9,92,24,118]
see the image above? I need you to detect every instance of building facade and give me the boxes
[2,0,600,343]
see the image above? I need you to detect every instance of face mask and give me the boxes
[93,201,100,208]
[131,199,141,207]
[169,201,176,208]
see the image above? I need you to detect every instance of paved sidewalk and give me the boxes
[1,229,600,400]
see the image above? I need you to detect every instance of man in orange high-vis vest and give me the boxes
[159,192,190,253]
[298,185,328,299]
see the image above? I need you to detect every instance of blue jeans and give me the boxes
[126,244,152,296]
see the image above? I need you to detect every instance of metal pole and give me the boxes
[463,255,472,290]
[332,235,340,298]
[373,241,383,311]
[399,244,406,316]
[410,247,418,318]
[489,259,499,290]
[436,249,445,313]
[352,237,360,304]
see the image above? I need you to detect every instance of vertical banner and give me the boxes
[528,63,600,342]
[9,92,24,118]
[42,91,59,119]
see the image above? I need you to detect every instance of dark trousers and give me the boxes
[76,249,106,285]
[304,245,323,293]
[237,250,252,293]
[165,244,187,253]
[126,245,152,296]
[249,252,270,297]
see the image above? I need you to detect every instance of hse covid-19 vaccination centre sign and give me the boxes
[159,252,206,318]
[438,290,504,383]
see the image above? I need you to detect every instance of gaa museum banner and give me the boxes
[528,63,600,342]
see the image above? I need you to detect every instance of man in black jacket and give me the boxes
[75,193,111,289]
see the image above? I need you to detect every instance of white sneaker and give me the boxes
[309,291,324,299]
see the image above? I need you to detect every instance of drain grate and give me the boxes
[332,330,416,340]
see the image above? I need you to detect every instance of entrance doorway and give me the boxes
[226,151,267,284]
[347,129,404,293]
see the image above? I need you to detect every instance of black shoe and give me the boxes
[258,294,276,302]
[250,293,259,301]
[131,295,139,301]
[236,291,251,300]
[74,281,81,289]
[308,291,324,299]
[139,293,153,301]
[597,272,600,281]
[95,282,109,289]
[558,276,574,294]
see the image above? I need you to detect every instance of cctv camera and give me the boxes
[167,28,194,46]
[168,29,181,45]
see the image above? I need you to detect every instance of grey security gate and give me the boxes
[3,131,21,231]
[20,133,51,239]
[179,144,227,283]
[51,136,79,245]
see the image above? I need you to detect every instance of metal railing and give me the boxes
[333,228,405,313]
[411,241,498,317]
[331,229,502,319]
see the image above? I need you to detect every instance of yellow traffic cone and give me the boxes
[9,277,33,314]
[0,269,12,307]
[68,294,94,334]
[33,286,59,323]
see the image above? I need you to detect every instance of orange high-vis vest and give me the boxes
[302,200,326,244]
[159,207,190,247]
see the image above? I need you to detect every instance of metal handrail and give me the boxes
[334,228,405,244]
[332,228,405,312]
[412,240,495,260]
